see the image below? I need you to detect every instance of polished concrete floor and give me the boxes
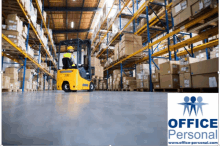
[2,91,168,145]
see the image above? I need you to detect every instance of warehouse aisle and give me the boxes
[3,91,167,145]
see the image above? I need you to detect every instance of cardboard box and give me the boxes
[160,61,180,75]
[19,69,34,81]
[210,51,219,59]
[191,0,217,16]
[179,73,192,88]
[153,82,160,89]
[174,7,191,26]
[136,79,144,88]
[179,64,191,74]
[172,0,188,17]
[191,58,218,75]
[2,75,10,89]
[192,73,218,88]
[160,74,179,89]
[152,73,160,83]
[5,67,18,74]
[122,34,134,42]
[143,81,149,89]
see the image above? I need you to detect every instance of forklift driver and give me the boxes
[62,46,76,69]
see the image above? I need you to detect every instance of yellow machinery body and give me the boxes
[57,69,91,91]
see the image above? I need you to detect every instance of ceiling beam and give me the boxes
[53,29,92,34]
[44,7,102,12]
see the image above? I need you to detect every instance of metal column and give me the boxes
[164,0,171,60]
[37,0,44,90]
[145,4,153,92]
[132,0,135,33]
[190,33,194,57]
[171,12,178,60]
[22,23,30,92]
[106,32,109,89]
[205,39,209,60]
[58,43,61,70]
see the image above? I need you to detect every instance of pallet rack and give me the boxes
[91,0,219,92]
[2,0,57,91]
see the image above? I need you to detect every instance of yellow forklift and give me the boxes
[56,39,94,92]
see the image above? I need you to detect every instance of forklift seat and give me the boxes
[62,58,73,69]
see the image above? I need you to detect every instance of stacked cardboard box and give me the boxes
[152,72,160,89]
[112,70,121,89]
[118,34,142,58]
[190,58,218,88]
[3,14,26,51]
[2,75,10,89]
[123,77,136,89]
[22,0,37,27]
[179,57,199,88]
[108,76,113,90]
[160,61,180,89]
[18,69,34,90]
[114,43,119,61]
[91,57,103,78]
[172,0,217,27]
[5,67,20,91]
[210,47,219,59]
[136,64,151,89]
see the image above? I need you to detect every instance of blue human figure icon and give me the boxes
[195,96,207,115]
[189,96,197,116]
[178,96,191,115]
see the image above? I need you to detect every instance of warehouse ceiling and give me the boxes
[44,0,105,45]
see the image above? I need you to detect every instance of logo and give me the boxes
[168,93,218,145]
[82,84,88,87]
[178,96,208,116]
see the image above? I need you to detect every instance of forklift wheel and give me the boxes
[62,82,71,92]
[89,82,94,92]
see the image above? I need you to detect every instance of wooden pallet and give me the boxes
[179,88,218,93]
[113,89,121,91]
[122,88,137,91]
[137,88,149,92]
[153,88,180,92]
[2,89,12,92]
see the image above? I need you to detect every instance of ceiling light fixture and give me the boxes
[71,21,74,28]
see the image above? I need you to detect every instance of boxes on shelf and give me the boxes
[192,73,218,88]
[173,0,217,27]
[210,47,219,59]
[160,74,180,89]
[152,73,160,83]
[190,58,218,88]
[179,73,191,88]
[118,34,142,58]
[2,75,10,89]
[160,61,180,75]
[153,58,169,73]
[153,82,160,89]
[190,58,218,75]
[18,69,34,82]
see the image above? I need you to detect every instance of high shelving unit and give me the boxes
[2,0,57,91]
[91,0,219,91]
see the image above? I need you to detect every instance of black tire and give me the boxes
[89,82,94,92]
[62,82,71,92]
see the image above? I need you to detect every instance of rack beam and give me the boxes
[2,34,54,78]
[35,0,57,56]
[104,7,218,71]
[17,0,57,69]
